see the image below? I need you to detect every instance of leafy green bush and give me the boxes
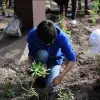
[88,0,100,25]
[18,62,49,99]
[4,78,15,98]
[30,62,49,78]
[58,15,71,35]
[58,88,74,100]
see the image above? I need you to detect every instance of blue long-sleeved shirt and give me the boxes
[27,25,76,66]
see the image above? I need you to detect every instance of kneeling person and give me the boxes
[27,20,76,87]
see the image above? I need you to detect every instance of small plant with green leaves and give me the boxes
[4,78,15,98]
[30,62,49,78]
[58,15,71,35]
[88,0,100,25]
[58,88,74,100]
[2,0,6,15]
[19,62,49,99]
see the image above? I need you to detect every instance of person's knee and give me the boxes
[50,65,61,74]
[45,65,61,87]
[35,50,49,63]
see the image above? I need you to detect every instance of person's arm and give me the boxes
[53,35,76,85]
[53,61,74,85]
[27,28,36,66]
[60,61,74,78]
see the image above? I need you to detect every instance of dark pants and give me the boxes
[59,0,77,20]
[85,0,89,10]
[9,0,12,6]
[79,0,100,10]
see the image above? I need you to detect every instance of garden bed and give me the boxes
[0,8,100,100]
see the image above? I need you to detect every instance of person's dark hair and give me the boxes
[37,20,57,45]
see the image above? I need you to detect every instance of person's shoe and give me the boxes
[50,1,57,7]
[70,20,77,25]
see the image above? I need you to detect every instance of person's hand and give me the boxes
[52,75,63,85]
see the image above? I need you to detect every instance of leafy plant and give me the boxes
[4,78,15,98]
[30,62,49,78]
[2,0,6,15]
[58,15,71,35]
[20,81,39,98]
[88,0,100,25]
[58,88,74,100]
[18,62,49,99]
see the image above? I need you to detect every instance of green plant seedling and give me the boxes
[19,62,49,99]
[58,88,74,100]
[58,15,71,35]
[88,0,100,25]
[4,78,15,98]
[30,62,49,78]
[2,0,6,15]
